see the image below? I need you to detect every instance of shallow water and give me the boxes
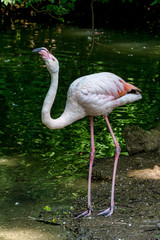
[1,27,160,161]
[0,25,160,238]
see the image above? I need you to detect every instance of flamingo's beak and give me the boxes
[32,47,47,53]
[32,47,54,60]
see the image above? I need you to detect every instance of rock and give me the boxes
[123,125,160,155]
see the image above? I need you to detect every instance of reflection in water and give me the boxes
[0,26,160,204]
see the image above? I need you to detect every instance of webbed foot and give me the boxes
[97,207,114,217]
[74,207,92,219]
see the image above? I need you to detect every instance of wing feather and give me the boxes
[67,72,141,116]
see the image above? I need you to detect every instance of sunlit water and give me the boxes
[0,25,160,237]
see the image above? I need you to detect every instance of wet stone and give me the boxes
[124,125,160,155]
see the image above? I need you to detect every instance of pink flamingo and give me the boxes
[33,47,142,219]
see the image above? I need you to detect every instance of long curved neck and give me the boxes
[41,72,58,127]
[41,71,64,129]
[41,71,76,130]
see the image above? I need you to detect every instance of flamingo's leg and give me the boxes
[98,116,121,217]
[75,116,95,219]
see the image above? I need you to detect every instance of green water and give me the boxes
[1,26,160,159]
[0,25,160,224]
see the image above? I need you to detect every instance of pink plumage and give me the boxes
[33,47,142,219]
[67,72,141,117]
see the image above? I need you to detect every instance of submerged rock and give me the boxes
[124,125,160,155]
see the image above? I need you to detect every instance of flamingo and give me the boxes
[33,47,142,219]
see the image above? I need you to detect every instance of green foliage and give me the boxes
[1,0,76,21]
[1,0,160,23]
[44,205,52,211]
[121,0,133,2]
[1,0,160,8]
[151,0,160,5]
[1,0,15,5]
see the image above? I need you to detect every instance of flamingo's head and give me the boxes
[32,47,59,73]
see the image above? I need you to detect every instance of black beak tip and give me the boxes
[32,47,47,53]
[32,47,43,53]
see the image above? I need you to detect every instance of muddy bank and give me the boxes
[64,125,160,239]
[65,152,160,240]
[0,153,159,240]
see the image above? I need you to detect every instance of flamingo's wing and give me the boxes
[68,72,141,116]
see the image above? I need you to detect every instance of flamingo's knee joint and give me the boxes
[115,146,121,154]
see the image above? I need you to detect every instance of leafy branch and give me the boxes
[1,0,160,23]
[1,0,77,22]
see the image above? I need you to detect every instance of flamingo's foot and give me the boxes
[97,206,114,217]
[74,207,92,219]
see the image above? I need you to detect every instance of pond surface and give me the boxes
[0,24,160,239]
[1,26,160,158]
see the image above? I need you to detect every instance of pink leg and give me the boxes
[75,116,95,219]
[98,116,121,217]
